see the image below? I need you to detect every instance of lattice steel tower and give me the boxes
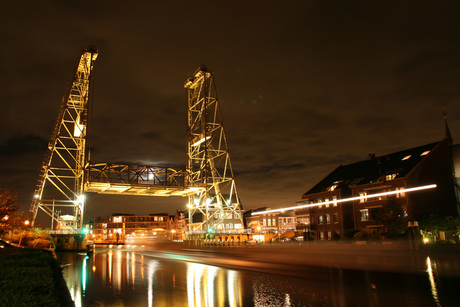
[184,65,244,234]
[30,46,98,230]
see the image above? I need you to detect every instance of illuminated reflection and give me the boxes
[82,256,88,296]
[147,259,159,307]
[115,250,122,291]
[58,248,456,307]
[108,249,112,284]
[252,277,292,307]
[186,262,242,307]
[131,251,136,287]
[426,257,441,307]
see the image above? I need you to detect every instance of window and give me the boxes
[325,198,329,208]
[327,231,332,240]
[113,216,122,223]
[320,232,325,240]
[421,150,430,156]
[298,216,310,225]
[318,215,323,224]
[267,219,271,226]
[385,173,397,181]
[396,187,406,197]
[317,198,322,208]
[402,155,411,161]
[333,213,338,223]
[332,196,338,207]
[263,218,266,226]
[359,192,367,203]
[360,209,369,221]
[326,213,330,224]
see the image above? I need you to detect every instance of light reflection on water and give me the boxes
[57,246,459,307]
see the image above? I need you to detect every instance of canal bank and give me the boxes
[0,241,74,307]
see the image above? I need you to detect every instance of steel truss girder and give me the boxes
[184,66,244,234]
[30,46,98,230]
[85,162,203,196]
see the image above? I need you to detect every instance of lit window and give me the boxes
[327,231,332,240]
[320,232,325,240]
[359,192,367,203]
[402,155,411,161]
[318,215,323,224]
[421,151,430,156]
[328,184,337,191]
[360,209,369,221]
[332,196,338,206]
[325,198,329,208]
[385,173,397,181]
[326,214,330,224]
[396,187,406,197]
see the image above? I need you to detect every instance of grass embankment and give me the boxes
[0,247,74,307]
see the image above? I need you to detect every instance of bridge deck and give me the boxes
[85,162,204,196]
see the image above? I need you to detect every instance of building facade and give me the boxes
[297,138,458,240]
[89,213,174,243]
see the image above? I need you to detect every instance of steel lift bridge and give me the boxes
[30,46,244,234]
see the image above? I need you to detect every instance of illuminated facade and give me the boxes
[297,138,458,240]
[89,213,182,242]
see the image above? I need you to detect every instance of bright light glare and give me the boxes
[252,184,437,215]
[424,238,429,244]
[192,136,211,147]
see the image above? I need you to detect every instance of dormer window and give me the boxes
[402,155,411,161]
[421,151,430,156]
[385,173,398,181]
[328,184,338,191]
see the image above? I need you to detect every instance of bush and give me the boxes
[353,231,368,241]
[343,229,359,240]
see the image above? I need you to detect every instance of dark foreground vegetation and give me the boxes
[0,243,74,307]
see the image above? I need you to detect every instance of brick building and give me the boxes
[296,137,458,240]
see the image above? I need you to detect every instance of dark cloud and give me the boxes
[0,135,47,158]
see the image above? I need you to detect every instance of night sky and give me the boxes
[1,2,459,225]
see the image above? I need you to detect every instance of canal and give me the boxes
[58,245,459,306]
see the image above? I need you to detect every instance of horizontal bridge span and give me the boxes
[85,162,205,196]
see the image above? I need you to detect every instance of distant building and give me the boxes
[277,211,296,233]
[89,212,172,243]
[169,210,187,241]
[244,207,279,233]
[296,137,458,240]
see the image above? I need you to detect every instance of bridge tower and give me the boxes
[184,66,244,235]
[30,46,98,230]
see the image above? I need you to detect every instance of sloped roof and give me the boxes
[304,141,441,196]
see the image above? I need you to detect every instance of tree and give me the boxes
[0,188,19,234]
[419,214,460,238]
[373,198,406,239]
